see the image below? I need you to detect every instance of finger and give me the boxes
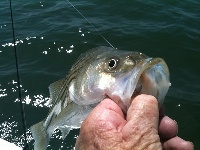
[162,136,194,150]
[122,94,160,146]
[81,98,126,133]
[126,94,159,128]
[159,116,178,139]
[89,98,126,125]
[98,98,125,119]
[76,99,127,150]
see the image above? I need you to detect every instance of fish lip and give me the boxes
[123,57,170,111]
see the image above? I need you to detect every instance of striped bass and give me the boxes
[30,46,170,150]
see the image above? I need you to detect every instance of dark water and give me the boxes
[0,0,200,149]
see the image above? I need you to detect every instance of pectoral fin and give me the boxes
[48,78,65,105]
[58,126,71,139]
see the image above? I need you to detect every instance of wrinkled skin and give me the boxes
[75,94,194,150]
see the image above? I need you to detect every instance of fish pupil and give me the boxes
[109,59,116,68]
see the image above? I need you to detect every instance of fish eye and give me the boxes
[109,59,117,68]
[105,57,119,72]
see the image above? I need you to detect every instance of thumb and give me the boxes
[126,94,159,123]
[122,94,161,149]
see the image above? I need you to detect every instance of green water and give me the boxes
[0,0,200,149]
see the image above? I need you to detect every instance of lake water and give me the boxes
[0,0,200,149]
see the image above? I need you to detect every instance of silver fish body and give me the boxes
[30,46,170,150]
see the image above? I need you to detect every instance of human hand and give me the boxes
[75,94,194,150]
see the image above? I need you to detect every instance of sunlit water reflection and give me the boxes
[0,78,79,149]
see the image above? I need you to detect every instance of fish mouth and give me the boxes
[120,57,170,113]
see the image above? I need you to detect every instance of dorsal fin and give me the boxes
[48,78,65,105]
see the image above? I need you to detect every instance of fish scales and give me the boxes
[48,48,100,110]
[30,46,170,150]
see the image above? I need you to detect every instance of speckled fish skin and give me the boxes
[30,46,170,150]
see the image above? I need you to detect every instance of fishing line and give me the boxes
[9,0,29,149]
[66,0,115,49]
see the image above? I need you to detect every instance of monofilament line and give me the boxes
[9,0,29,149]
[66,0,115,49]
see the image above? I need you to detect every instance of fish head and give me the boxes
[69,46,170,113]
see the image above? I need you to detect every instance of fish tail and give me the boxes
[30,121,49,150]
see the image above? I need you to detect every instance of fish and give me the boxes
[30,46,170,150]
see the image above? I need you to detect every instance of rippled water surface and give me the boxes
[0,0,200,149]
